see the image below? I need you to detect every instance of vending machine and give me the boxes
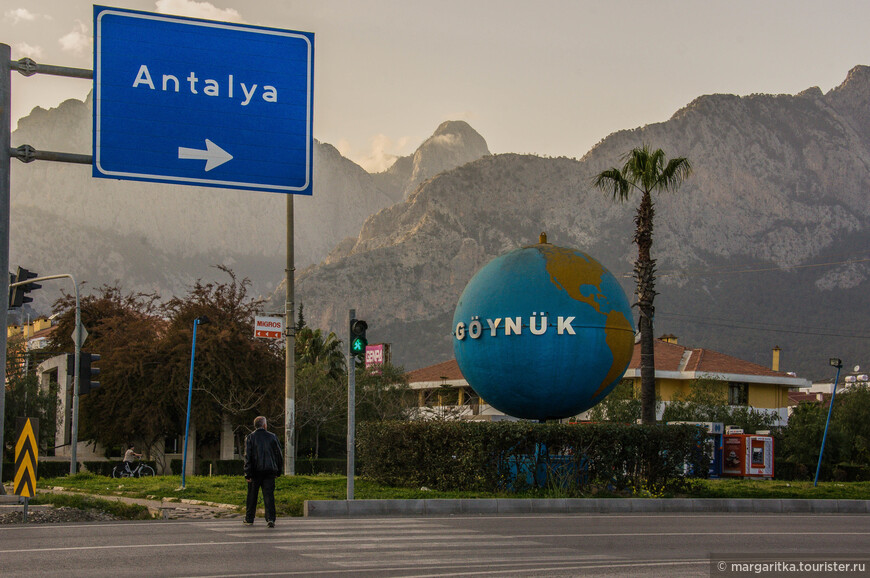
[669,421,724,478]
[722,434,774,478]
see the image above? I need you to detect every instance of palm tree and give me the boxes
[593,144,692,424]
[296,327,346,381]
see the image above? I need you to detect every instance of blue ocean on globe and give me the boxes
[452,237,635,420]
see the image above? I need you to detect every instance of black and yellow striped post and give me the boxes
[14,418,38,522]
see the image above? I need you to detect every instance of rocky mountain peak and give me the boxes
[430,119,484,140]
[825,65,870,141]
[829,65,870,93]
[376,120,490,198]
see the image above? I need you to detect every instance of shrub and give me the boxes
[357,421,707,493]
[2,461,80,482]
[200,460,244,476]
[83,461,118,477]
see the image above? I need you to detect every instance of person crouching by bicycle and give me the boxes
[123,444,142,474]
[243,416,283,527]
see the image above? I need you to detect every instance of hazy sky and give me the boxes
[4,0,870,171]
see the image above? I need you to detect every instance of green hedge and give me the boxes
[2,461,81,482]
[200,460,244,476]
[82,460,158,477]
[196,458,348,476]
[83,461,118,477]
[295,458,347,475]
[775,459,870,482]
[357,421,709,493]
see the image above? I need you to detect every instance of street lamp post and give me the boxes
[5,273,82,476]
[181,315,209,489]
[814,358,843,487]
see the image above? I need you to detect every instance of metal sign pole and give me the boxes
[0,44,12,494]
[1,45,92,491]
[285,194,296,475]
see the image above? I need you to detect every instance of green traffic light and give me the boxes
[351,337,366,354]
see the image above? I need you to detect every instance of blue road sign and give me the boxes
[93,6,314,194]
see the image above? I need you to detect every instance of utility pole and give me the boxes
[1,44,11,494]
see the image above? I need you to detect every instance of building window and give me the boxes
[165,436,179,454]
[728,382,748,406]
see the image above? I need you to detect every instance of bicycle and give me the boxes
[112,460,155,478]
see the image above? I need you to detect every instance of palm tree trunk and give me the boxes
[638,311,656,423]
[635,191,657,423]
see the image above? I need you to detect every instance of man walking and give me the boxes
[243,416,283,527]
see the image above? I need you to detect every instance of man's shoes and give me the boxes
[267,521,275,528]
[243,520,253,526]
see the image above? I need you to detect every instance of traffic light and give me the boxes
[9,266,41,309]
[349,319,368,357]
[77,352,101,395]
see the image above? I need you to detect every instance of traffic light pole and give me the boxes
[347,308,355,500]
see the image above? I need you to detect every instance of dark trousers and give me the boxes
[245,474,276,523]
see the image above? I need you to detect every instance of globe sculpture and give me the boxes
[452,234,635,420]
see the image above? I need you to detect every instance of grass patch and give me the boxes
[36,473,870,517]
[691,479,870,500]
[37,472,501,517]
[30,492,153,520]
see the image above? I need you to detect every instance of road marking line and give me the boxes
[187,558,710,577]
[220,529,477,538]
[0,540,253,554]
[507,531,870,538]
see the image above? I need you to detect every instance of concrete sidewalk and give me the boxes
[304,497,870,517]
[0,493,52,513]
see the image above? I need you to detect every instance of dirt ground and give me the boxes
[0,506,121,524]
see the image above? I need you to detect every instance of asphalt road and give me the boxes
[1,513,869,577]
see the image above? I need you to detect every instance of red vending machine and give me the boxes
[722,434,774,479]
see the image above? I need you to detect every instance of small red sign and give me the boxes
[254,316,284,339]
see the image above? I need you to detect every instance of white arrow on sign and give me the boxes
[178,139,233,171]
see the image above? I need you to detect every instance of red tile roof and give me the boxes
[410,339,797,384]
[28,325,56,340]
[627,339,795,378]
[406,359,465,383]
[788,392,832,406]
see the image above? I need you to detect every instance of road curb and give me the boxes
[303,498,870,517]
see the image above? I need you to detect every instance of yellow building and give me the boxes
[7,316,53,337]
[407,338,810,425]
[623,337,810,425]
[7,317,56,350]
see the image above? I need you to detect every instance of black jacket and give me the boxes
[243,428,283,477]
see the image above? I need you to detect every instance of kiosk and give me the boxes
[669,421,724,478]
[722,433,774,478]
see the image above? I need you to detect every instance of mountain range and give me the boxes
[11,68,870,379]
[10,95,488,307]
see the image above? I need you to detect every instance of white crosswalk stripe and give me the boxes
[200,518,612,571]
